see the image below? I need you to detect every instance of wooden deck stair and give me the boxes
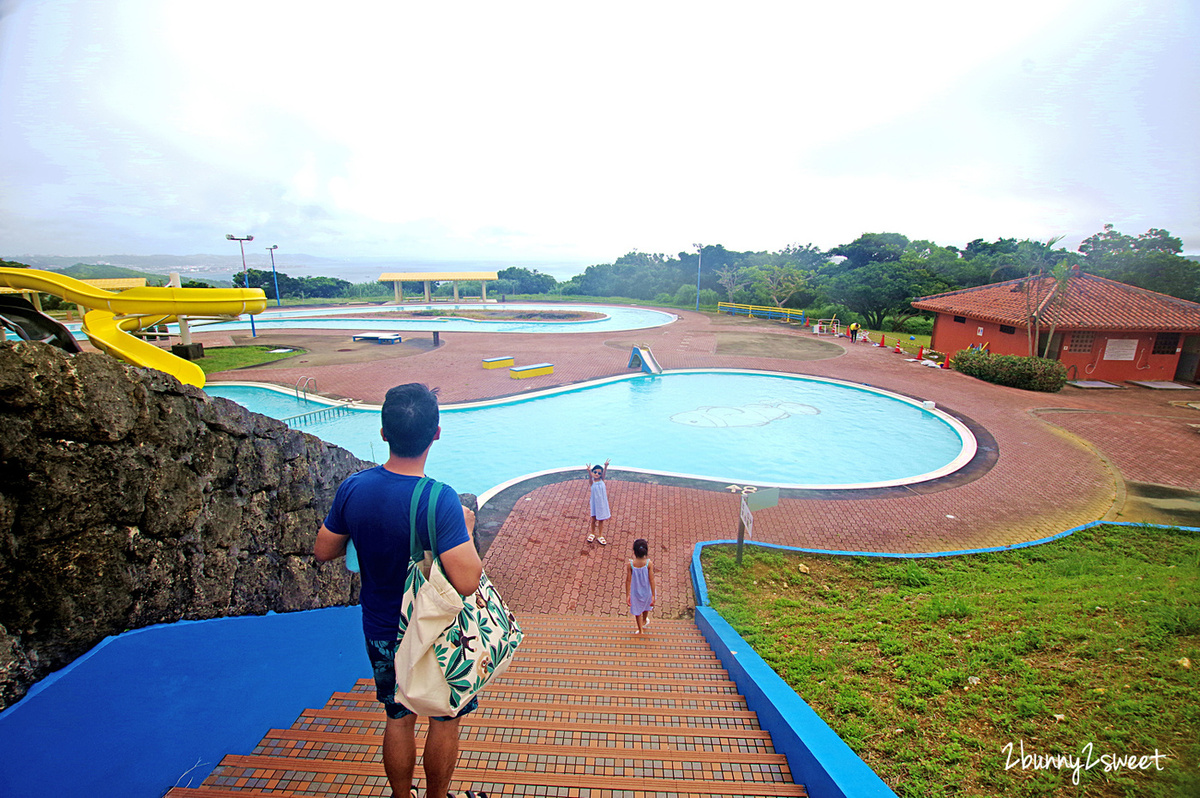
[166,614,806,797]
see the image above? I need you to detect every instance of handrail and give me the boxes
[281,399,357,426]
[294,376,316,399]
[716,302,807,323]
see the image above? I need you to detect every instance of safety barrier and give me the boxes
[717,302,808,323]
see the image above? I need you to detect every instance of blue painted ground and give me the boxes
[0,606,366,798]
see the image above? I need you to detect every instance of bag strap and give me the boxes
[406,476,445,563]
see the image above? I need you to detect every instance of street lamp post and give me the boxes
[226,234,256,336]
[693,243,703,311]
[266,244,281,307]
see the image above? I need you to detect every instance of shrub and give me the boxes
[671,286,721,308]
[491,279,517,296]
[903,315,934,335]
[951,349,1068,392]
[806,304,854,322]
[553,278,584,295]
[882,315,934,334]
[342,280,391,299]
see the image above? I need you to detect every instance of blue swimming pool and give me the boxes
[198,303,675,335]
[206,371,975,496]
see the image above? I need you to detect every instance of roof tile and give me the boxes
[912,273,1200,331]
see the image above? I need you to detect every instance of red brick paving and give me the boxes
[200,305,1200,619]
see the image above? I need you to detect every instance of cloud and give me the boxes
[1,0,1196,260]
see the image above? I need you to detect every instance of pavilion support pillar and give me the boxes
[393,280,403,304]
[482,281,488,302]
[453,281,460,301]
[423,281,432,302]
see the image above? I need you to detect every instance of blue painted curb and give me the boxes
[696,606,896,797]
[689,521,1200,798]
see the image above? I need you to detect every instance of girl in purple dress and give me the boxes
[626,538,656,634]
[585,459,610,545]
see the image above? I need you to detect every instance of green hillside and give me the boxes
[53,263,168,285]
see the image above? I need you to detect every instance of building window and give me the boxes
[1068,332,1096,353]
[999,325,1016,335]
[953,316,966,323]
[1153,332,1180,355]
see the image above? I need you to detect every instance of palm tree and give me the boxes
[1017,237,1070,358]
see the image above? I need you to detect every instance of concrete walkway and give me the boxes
[201,305,1200,619]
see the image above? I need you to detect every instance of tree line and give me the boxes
[212,223,1200,331]
[548,225,1196,330]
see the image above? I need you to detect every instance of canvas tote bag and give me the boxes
[393,477,523,716]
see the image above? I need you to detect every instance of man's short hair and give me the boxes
[381,383,440,458]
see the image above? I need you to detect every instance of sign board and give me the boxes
[739,496,754,539]
[1103,339,1139,361]
[744,487,779,512]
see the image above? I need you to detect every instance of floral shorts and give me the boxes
[365,638,480,721]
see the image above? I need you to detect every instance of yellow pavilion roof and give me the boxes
[379,272,498,282]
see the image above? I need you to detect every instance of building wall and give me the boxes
[931,315,1027,359]
[931,314,1183,382]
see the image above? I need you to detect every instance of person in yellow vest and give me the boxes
[849,322,860,342]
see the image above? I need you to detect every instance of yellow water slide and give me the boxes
[0,268,267,388]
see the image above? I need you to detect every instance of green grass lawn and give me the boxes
[702,525,1199,797]
[196,345,304,373]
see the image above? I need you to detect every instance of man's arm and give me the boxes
[440,539,483,596]
[314,524,350,562]
[440,507,482,595]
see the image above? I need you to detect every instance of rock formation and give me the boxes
[0,341,370,709]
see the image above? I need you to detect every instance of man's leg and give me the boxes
[382,713,418,798]
[423,716,463,797]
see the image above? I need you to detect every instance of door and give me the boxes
[1175,335,1200,383]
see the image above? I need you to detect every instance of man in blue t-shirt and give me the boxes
[315,383,484,798]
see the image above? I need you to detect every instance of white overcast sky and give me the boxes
[1,0,1196,264]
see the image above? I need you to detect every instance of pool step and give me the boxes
[164,615,806,797]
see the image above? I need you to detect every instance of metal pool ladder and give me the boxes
[294,376,316,400]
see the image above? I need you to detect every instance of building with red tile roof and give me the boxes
[912,272,1200,383]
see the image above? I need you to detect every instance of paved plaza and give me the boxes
[201,305,1200,618]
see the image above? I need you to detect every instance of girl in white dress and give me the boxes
[585,459,610,545]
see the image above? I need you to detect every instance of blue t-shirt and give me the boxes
[323,467,471,639]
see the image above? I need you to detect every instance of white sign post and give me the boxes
[731,486,779,564]
[737,496,752,563]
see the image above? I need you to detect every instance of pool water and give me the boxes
[192,303,676,335]
[206,371,974,496]
[58,303,676,340]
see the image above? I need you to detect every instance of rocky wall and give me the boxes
[0,341,371,709]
